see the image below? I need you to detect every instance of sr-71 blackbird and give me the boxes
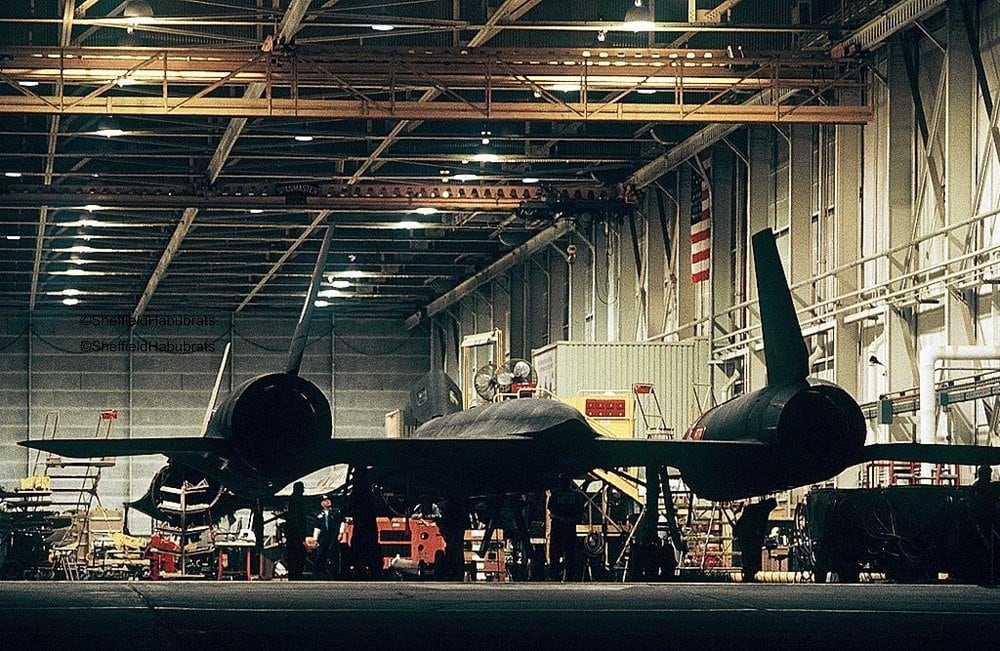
[21,225,1000,517]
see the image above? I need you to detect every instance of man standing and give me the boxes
[733,497,777,583]
[312,494,342,579]
[284,482,307,580]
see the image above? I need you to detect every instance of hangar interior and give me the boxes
[1,0,1000,583]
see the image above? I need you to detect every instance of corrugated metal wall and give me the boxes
[532,338,710,437]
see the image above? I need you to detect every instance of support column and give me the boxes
[788,125,814,307]
[886,38,919,443]
[677,164,695,340]
[710,144,735,395]
[568,228,592,341]
[944,0,977,444]
[833,102,862,401]
[834,97,863,486]
[746,125,772,390]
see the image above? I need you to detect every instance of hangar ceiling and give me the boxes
[0,0,902,321]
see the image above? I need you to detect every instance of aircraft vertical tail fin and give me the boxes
[285,223,333,376]
[751,228,809,385]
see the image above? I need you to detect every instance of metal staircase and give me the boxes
[35,410,117,514]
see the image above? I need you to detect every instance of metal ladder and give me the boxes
[43,410,117,514]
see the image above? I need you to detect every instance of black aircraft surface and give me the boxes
[20,226,1000,529]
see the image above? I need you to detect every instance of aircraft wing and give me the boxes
[857,443,1000,466]
[18,437,226,458]
[314,436,768,474]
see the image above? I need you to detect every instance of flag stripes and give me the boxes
[690,153,712,283]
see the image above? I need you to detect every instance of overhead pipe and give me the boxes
[405,219,575,330]
[919,345,1000,480]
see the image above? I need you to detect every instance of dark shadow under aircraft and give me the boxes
[21,226,1000,528]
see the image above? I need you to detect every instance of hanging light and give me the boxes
[623,0,655,32]
[93,118,123,138]
[123,0,154,33]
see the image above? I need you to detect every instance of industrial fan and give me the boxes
[473,358,536,401]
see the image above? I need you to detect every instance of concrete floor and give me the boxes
[1,582,998,649]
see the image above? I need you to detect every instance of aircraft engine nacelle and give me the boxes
[683,379,866,500]
[208,372,332,481]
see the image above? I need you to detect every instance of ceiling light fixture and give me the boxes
[453,173,478,182]
[623,0,655,32]
[521,177,540,184]
[318,289,352,299]
[330,280,352,289]
[5,172,23,178]
[82,204,104,212]
[472,151,501,163]
[371,23,395,31]
[413,207,439,215]
[123,0,154,33]
[314,300,331,307]
[249,209,264,214]
[62,298,81,306]
[294,135,314,142]
[93,117,124,138]
[18,80,39,87]
[6,235,22,240]
[93,127,124,138]
[395,221,423,229]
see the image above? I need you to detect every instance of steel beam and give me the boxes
[405,219,575,329]
[131,0,316,321]
[350,0,543,185]
[29,0,74,312]
[626,89,801,188]
[131,207,197,321]
[0,95,871,123]
[831,0,946,57]
[237,211,330,312]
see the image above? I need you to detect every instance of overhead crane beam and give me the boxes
[0,95,871,124]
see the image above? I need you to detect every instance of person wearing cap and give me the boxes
[312,494,343,579]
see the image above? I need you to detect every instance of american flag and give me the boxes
[690,153,712,283]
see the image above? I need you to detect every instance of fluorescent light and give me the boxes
[5,172,23,178]
[18,80,39,87]
[6,235,21,240]
[317,289,351,298]
[294,135,314,142]
[314,300,331,307]
[413,207,439,215]
[93,128,124,138]
[472,152,501,163]
[546,84,580,92]
[62,298,80,306]
[370,24,394,31]
[56,288,81,296]
[82,204,104,212]
[343,270,364,278]
[521,177,540,184]
[330,280,352,289]
[636,88,657,95]
[453,173,478,182]
[395,221,422,229]
[249,209,264,214]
